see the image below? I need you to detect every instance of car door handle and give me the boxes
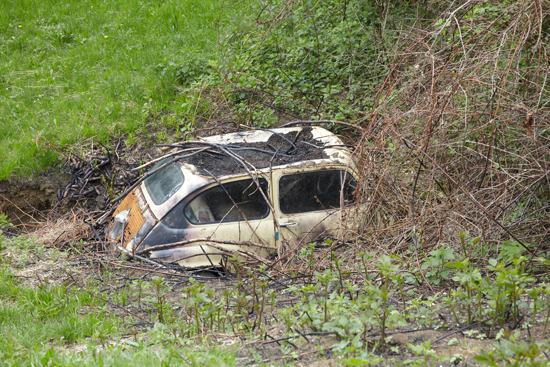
[279,222,297,227]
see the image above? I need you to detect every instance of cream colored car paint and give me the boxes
[107,126,363,268]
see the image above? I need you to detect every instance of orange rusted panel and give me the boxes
[113,191,146,247]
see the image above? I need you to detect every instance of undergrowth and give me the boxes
[1,0,550,365]
[2,211,550,365]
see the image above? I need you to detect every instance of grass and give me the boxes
[0,267,118,347]
[0,265,237,366]
[0,218,237,366]
[0,0,250,179]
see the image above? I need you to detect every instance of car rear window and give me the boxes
[184,178,269,224]
[144,159,185,205]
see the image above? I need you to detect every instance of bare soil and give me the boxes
[0,171,70,228]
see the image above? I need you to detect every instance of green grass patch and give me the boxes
[0,216,237,366]
[0,269,236,366]
[0,260,119,343]
[0,0,250,179]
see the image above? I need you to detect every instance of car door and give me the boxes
[149,175,277,267]
[272,167,357,247]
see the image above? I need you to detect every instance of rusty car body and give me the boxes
[105,126,359,268]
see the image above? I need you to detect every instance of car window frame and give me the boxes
[277,168,358,216]
[143,159,186,206]
[183,176,272,225]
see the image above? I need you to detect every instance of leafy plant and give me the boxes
[498,240,529,263]
[144,276,174,324]
[474,339,546,367]
[373,255,399,343]
[421,245,455,285]
[405,341,438,367]
[445,258,482,325]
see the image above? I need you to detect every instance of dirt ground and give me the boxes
[0,172,69,228]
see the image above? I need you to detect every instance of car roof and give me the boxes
[141,126,355,219]
[178,126,354,178]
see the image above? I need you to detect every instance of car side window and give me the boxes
[279,170,357,214]
[184,178,269,224]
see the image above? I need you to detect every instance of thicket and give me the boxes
[176,3,550,360]
[195,0,550,260]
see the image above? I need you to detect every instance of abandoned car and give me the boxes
[105,126,359,268]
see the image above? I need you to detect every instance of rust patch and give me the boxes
[113,191,146,247]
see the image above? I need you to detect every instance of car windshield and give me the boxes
[144,158,184,205]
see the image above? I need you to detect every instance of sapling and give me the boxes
[149,276,172,324]
[527,286,543,327]
[344,280,358,301]
[502,257,535,325]
[358,252,376,282]
[374,255,399,344]
[299,243,316,275]
[117,280,131,307]
[447,258,482,325]
[268,288,278,316]
[391,272,407,312]
[183,279,206,334]
[407,340,437,367]
[486,259,515,333]
[420,245,455,285]
[314,270,335,323]
[458,231,480,259]
[253,280,268,331]
[330,251,345,293]
[409,296,439,327]
[540,290,550,335]
[234,280,244,317]
[442,293,461,325]
[300,283,316,305]
[251,273,258,322]
[131,279,147,310]
[279,307,296,333]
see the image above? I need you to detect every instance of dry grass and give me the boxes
[31,212,91,248]
[329,0,550,266]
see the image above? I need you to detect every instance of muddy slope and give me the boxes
[0,172,70,227]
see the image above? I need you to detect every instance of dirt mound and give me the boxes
[0,172,69,228]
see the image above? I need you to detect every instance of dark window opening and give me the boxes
[184,178,269,224]
[279,170,357,214]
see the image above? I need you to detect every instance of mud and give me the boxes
[183,127,328,176]
[0,171,70,228]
